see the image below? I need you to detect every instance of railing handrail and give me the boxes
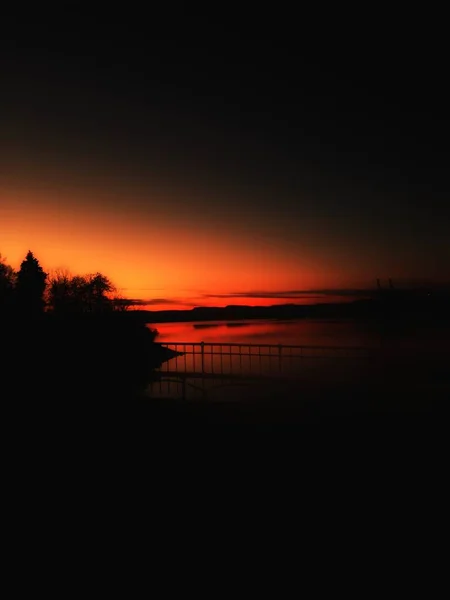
[153,340,375,397]
[159,341,373,352]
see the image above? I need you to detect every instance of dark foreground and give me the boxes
[7,372,446,486]
[21,376,440,429]
[8,374,444,439]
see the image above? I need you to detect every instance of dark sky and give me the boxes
[1,9,449,302]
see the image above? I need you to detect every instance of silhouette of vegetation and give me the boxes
[111,294,133,312]
[1,249,179,403]
[47,270,117,314]
[15,251,48,315]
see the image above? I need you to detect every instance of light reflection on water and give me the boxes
[149,319,381,348]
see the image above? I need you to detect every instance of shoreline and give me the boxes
[129,297,450,326]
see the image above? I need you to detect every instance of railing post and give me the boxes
[201,341,205,374]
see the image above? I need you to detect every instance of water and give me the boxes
[149,318,383,348]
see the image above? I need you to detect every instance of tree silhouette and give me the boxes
[111,293,132,312]
[15,251,47,315]
[47,269,75,313]
[47,270,116,314]
[86,273,115,313]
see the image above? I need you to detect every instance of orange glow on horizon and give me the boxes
[1,184,367,307]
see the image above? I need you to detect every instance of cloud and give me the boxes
[124,298,198,307]
[144,298,183,306]
[201,289,372,300]
[118,298,181,306]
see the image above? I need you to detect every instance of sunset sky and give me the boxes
[1,11,449,310]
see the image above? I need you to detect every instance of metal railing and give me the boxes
[148,341,376,400]
[155,341,373,378]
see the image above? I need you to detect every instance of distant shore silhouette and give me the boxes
[137,289,450,325]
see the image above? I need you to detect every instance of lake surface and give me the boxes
[149,317,449,350]
[150,319,383,348]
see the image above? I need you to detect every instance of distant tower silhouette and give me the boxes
[377,278,382,290]
[389,278,394,290]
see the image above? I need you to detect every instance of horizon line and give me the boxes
[120,283,450,307]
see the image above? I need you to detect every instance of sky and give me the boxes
[1,10,449,309]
